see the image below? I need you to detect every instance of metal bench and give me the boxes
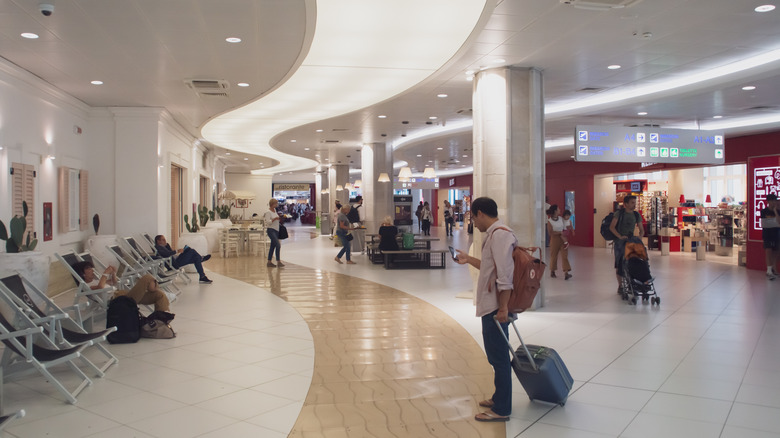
[381,249,449,270]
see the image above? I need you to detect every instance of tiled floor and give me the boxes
[2,223,780,437]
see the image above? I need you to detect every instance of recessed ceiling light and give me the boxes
[417,154,422,157]
[466,76,474,82]
[465,70,474,75]
[315,129,323,133]
[304,147,310,151]
[755,5,776,12]
[437,147,443,150]
[237,82,249,87]
[225,152,231,155]
[243,158,248,161]
[428,160,433,163]
[429,116,438,120]
[742,85,756,90]
[225,37,242,43]
[21,32,39,39]
[713,115,723,119]
[608,64,621,70]
[90,80,103,85]
[637,111,648,116]
[462,154,468,158]
[378,115,387,118]
[493,58,506,64]
[290,139,297,142]
[437,93,448,98]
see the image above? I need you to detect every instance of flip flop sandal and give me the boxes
[478,399,494,408]
[474,411,509,422]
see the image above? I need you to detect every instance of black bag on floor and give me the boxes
[106,296,142,344]
[496,316,573,406]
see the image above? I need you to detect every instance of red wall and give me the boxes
[546,129,780,271]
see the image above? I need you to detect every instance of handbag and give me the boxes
[278,224,289,240]
[344,232,354,242]
[140,311,176,339]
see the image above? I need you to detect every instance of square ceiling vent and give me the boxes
[184,79,230,97]
[560,0,643,10]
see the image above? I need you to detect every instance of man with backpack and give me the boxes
[608,195,644,294]
[454,197,516,423]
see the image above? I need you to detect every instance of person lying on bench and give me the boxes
[154,235,213,284]
[72,261,171,312]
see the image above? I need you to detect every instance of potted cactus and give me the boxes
[0,201,49,292]
[179,205,208,269]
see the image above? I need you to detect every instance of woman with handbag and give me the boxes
[264,198,285,267]
[335,205,356,264]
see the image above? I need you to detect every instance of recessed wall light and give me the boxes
[713,115,723,119]
[90,80,103,85]
[21,32,39,39]
[237,82,249,87]
[608,64,621,70]
[637,111,648,116]
[755,5,776,12]
[378,115,387,118]
[225,37,242,43]
[437,93,448,98]
[742,85,756,90]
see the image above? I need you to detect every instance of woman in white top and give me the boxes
[421,202,433,236]
[546,204,572,280]
[263,198,284,267]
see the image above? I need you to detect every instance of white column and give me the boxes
[329,164,350,207]
[472,66,546,307]
[361,142,393,232]
[316,167,330,234]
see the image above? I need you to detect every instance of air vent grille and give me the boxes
[184,79,230,98]
[560,0,643,10]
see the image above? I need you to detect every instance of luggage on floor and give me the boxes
[495,316,573,406]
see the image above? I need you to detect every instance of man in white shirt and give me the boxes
[455,197,516,423]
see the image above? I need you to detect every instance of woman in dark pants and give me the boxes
[263,198,284,267]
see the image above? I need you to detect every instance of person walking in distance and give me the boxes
[264,198,284,268]
[443,200,455,236]
[334,205,356,264]
[454,197,516,423]
[609,195,644,294]
[547,205,572,280]
[761,193,779,279]
[421,202,433,236]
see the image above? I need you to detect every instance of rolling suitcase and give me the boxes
[495,316,573,406]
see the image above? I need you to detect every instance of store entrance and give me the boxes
[595,164,747,266]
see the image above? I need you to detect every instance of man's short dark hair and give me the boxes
[768,194,778,201]
[71,261,94,279]
[471,197,498,218]
[623,195,637,204]
[154,235,164,244]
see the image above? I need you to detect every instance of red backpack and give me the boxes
[490,228,546,313]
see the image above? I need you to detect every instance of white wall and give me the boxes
[593,175,616,248]
[225,173,273,220]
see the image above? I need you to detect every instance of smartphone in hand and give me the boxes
[449,246,458,261]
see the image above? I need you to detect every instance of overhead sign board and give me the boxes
[574,125,725,164]
[393,177,439,190]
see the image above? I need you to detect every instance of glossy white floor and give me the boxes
[3,222,780,437]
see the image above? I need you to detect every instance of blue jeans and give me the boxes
[172,247,205,277]
[267,228,281,261]
[481,310,512,416]
[336,230,351,261]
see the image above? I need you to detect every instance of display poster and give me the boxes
[393,195,413,226]
[574,125,725,164]
[748,155,780,241]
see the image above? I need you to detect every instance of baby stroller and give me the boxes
[620,239,660,305]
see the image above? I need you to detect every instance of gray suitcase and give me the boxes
[495,317,573,406]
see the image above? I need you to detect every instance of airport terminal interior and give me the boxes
[1,1,780,437]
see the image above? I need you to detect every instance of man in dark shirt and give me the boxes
[761,194,779,280]
[609,195,644,294]
[154,235,213,284]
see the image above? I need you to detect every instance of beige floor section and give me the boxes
[207,257,506,437]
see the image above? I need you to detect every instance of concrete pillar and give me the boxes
[329,164,350,207]
[361,142,393,232]
[472,66,546,307]
[316,167,330,234]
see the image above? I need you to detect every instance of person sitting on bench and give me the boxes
[378,216,400,252]
[72,261,170,312]
[154,235,213,284]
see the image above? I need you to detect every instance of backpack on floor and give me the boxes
[106,295,142,344]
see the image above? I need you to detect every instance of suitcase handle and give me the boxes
[494,315,538,372]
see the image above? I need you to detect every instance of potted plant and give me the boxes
[0,201,49,292]
[214,204,232,227]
